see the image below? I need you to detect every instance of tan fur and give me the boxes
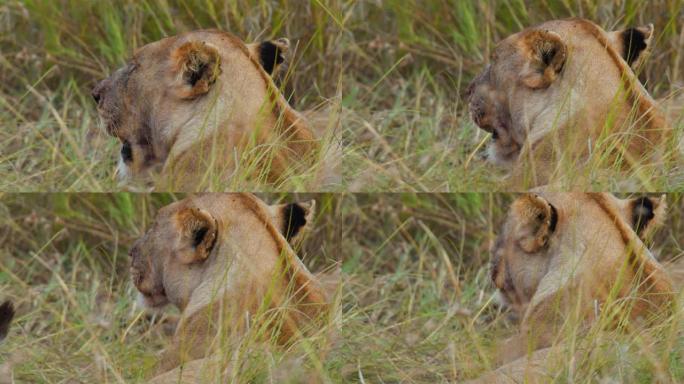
[129,194,332,380]
[471,193,675,383]
[93,30,335,190]
[467,18,675,187]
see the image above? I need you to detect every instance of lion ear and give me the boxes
[519,30,567,89]
[175,207,219,264]
[627,195,666,241]
[609,24,654,69]
[246,37,290,75]
[258,38,290,75]
[269,200,315,246]
[172,41,222,99]
[511,194,558,253]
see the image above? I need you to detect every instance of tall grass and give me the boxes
[0,1,348,191]
[2,193,683,381]
[1,1,682,191]
[0,193,341,382]
[341,0,684,191]
[338,193,684,382]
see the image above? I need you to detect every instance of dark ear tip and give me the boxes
[259,40,287,74]
[633,197,654,214]
[283,203,308,241]
[622,27,650,66]
[632,197,655,235]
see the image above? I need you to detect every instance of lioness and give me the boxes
[470,193,675,383]
[93,30,337,190]
[467,18,676,188]
[129,193,333,381]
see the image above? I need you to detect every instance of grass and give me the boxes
[2,0,684,382]
[340,0,684,191]
[1,1,683,191]
[345,0,684,192]
[2,193,684,382]
[0,193,342,382]
[337,193,684,382]
[0,1,347,191]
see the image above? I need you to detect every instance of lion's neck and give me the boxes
[179,243,326,346]
[157,90,319,188]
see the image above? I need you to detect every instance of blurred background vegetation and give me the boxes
[0,192,341,382]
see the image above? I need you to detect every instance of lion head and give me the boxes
[467,19,660,172]
[92,30,314,187]
[491,193,673,324]
[129,193,322,316]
